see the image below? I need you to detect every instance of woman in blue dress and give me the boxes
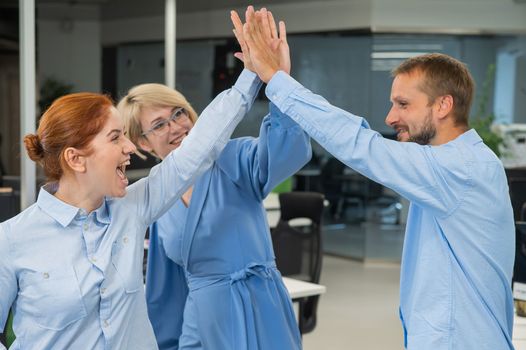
[117,11,310,349]
[0,69,259,350]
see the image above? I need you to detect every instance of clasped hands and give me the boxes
[230,6,290,83]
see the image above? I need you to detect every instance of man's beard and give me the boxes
[408,112,436,145]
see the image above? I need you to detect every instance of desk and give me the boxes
[283,276,326,300]
[0,187,13,193]
[263,193,280,210]
[283,277,326,336]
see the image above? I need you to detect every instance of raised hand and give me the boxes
[243,7,286,83]
[230,9,255,72]
[267,10,290,75]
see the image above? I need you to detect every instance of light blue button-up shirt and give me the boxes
[266,71,515,349]
[0,69,261,350]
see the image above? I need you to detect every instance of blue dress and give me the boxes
[145,103,311,350]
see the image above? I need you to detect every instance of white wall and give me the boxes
[102,0,372,45]
[494,37,526,123]
[35,0,526,98]
[38,19,101,92]
[101,0,526,45]
[371,0,526,34]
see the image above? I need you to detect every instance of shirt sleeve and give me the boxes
[215,102,312,201]
[0,224,16,336]
[266,71,468,216]
[127,69,262,225]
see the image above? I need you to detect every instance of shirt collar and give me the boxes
[93,201,111,225]
[37,183,80,227]
[456,128,482,145]
[37,183,111,227]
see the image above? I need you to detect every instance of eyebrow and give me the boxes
[392,96,408,103]
[150,117,164,126]
[106,129,122,137]
[149,107,180,126]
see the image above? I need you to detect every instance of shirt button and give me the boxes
[83,223,89,230]
[43,272,49,279]
[100,288,106,295]
[123,236,129,244]
[91,256,97,263]
[103,320,110,327]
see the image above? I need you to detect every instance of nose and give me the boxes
[168,118,184,133]
[123,137,137,155]
[385,106,397,127]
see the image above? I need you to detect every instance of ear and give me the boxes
[63,147,86,173]
[435,95,454,120]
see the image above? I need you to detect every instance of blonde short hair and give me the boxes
[117,83,198,159]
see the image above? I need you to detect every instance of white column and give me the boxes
[19,0,37,209]
[165,0,176,89]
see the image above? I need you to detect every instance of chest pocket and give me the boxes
[18,266,87,331]
[111,236,142,293]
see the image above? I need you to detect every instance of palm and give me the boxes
[274,37,290,75]
[242,7,291,82]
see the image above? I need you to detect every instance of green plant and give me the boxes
[470,64,504,157]
[5,310,14,347]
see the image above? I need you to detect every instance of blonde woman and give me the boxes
[117,13,309,348]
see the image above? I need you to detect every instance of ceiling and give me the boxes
[0,0,323,19]
[100,0,322,20]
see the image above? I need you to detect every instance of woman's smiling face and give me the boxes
[137,106,194,159]
[84,107,136,198]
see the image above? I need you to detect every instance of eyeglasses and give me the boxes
[141,107,189,137]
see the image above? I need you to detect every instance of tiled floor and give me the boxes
[302,255,404,349]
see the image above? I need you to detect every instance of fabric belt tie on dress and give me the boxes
[186,261,277,350]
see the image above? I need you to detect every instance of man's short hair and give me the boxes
[392,53,475,127]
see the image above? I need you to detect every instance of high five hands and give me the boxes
[230,6,290,83]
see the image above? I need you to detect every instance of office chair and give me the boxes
[0,188,19,222]
[508,177,526,285]
[508,177,526,221]
[515,221,526,285]
[271,191,324,334]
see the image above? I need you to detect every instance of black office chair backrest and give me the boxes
[274,191,324,281]
[272,191,325,335]
[508,177,526,285]
[279,191,324,226]
[508,177,526,221]
[0,189,19,222]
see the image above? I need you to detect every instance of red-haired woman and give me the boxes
[0,66,259,350]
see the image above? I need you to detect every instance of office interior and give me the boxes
[1,0,526,349]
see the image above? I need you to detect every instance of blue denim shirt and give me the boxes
[0,69,261,350]
[266,71,515,350]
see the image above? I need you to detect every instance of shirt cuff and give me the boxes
[269,102,298,129]
[233,69,262,97]
[265,71,302,110]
